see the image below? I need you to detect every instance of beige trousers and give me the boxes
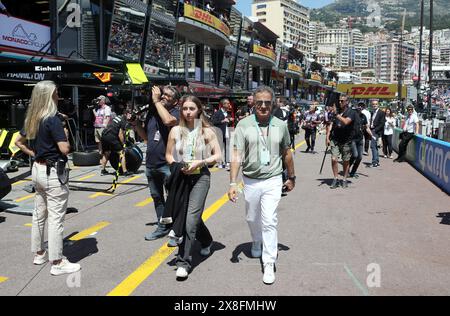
[31,163,69,261]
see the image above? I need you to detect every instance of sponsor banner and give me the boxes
[310,73,322,82]
[0,72,51,82]
[252,45,276,62]
[0,14,50,53]
[184,4,231,37]
[337,83,407,99]
[393,128,450,194]
[287,64,302,75]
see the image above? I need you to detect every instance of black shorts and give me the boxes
[101,132,123,152]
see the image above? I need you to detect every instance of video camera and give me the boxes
[326,91,342,113]
[128,95,152,122]
[87,98,101,110]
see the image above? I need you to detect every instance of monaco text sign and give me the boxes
[0,14,50,53]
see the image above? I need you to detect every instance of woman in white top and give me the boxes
[165,95,222,279]
[382,108,395,159]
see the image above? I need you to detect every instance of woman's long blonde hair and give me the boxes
[178,95,212,158]
[24,81,58,139]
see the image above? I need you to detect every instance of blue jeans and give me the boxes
[146,165,171,221]
[370,132,380,164]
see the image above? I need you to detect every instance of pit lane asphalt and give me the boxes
[1,133,449,296]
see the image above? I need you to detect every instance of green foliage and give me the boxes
[312,0,450,33]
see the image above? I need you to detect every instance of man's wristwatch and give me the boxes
[288,176,296,182]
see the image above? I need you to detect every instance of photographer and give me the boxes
[132,86,180,241]
[92,95,112,173]
[100,109,133,176]
[302,102,322,153]
[326,95,357,189]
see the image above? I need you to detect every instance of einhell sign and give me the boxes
[0,14,50,53]
[337,84,407,99]
[184,4,231,37]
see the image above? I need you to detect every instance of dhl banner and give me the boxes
[337,84,407,99]
[184,4,231,37]
[287,64,302,75]
[252,45,277,62]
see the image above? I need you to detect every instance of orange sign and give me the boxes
[337,84,407,99]
[93,72,111,83]
[310,73,322,82]
[287,64,302,74]
[184,4,231,37]
[252,45,277,62]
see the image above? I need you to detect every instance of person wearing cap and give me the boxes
[93,95,112,175]
[394,105,419,163]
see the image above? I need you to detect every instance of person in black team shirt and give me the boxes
[133,85,180,241]
[100,108,133,176]
[326,95,357,189]
[349,102,373,178]
[15,81,81,276]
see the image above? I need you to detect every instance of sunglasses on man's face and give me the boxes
[255,100,272,108]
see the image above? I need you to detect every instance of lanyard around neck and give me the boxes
[254,115,271,149]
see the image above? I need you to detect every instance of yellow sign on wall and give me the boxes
[310,73,322,82]
[337,83,407,99]
[287,64,302,74]
[252,45,277,62]
[184,4,231,37]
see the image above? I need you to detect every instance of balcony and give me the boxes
[176,3,231,49]
[285,63,303,78]
[249,44,277,68]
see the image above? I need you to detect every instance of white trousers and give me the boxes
[31,163,69,261]
[243,175,282,264]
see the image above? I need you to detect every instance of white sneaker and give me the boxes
[33,251,48,265]
[251,241,262,258]
[50,258,81,276]
[176,267,188,278]
[200,243,212,256]
[263,263,275,285]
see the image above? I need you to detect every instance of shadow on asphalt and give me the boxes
[437,212,450,225]
[63,238,99,263]
[145,221,158,226]
[0,216,5,224]
[166,241,226,276]
[230,243,290,263]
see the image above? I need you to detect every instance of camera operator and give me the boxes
[326,95,357,189]
[302,102,322,153]
[92,95,112,173]
[100,108,133,177]
[132,86,180,241]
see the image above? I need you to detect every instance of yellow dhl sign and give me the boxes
[337,84,407,99]
[252,45,277,62]
[184,4,231,37]
[287,64,302,74]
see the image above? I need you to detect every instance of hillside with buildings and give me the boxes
[311,0,450,33]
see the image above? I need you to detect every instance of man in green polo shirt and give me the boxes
[228,86,296,285]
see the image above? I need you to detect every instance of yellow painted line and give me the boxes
[12,179,32,186]
[0,276,8,284]
[135,198,154,207]
[108,192,232,296]
[24,223,32,227]
[295,140,306,150]
[15,194,35,203]
[69,221,111,241]
[89,175,141,198]
[77,173,96,181]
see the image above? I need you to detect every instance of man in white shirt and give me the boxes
[394,105,419,163]
[93,95,112,174]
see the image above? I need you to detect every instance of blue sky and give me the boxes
[235,0,334,16]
